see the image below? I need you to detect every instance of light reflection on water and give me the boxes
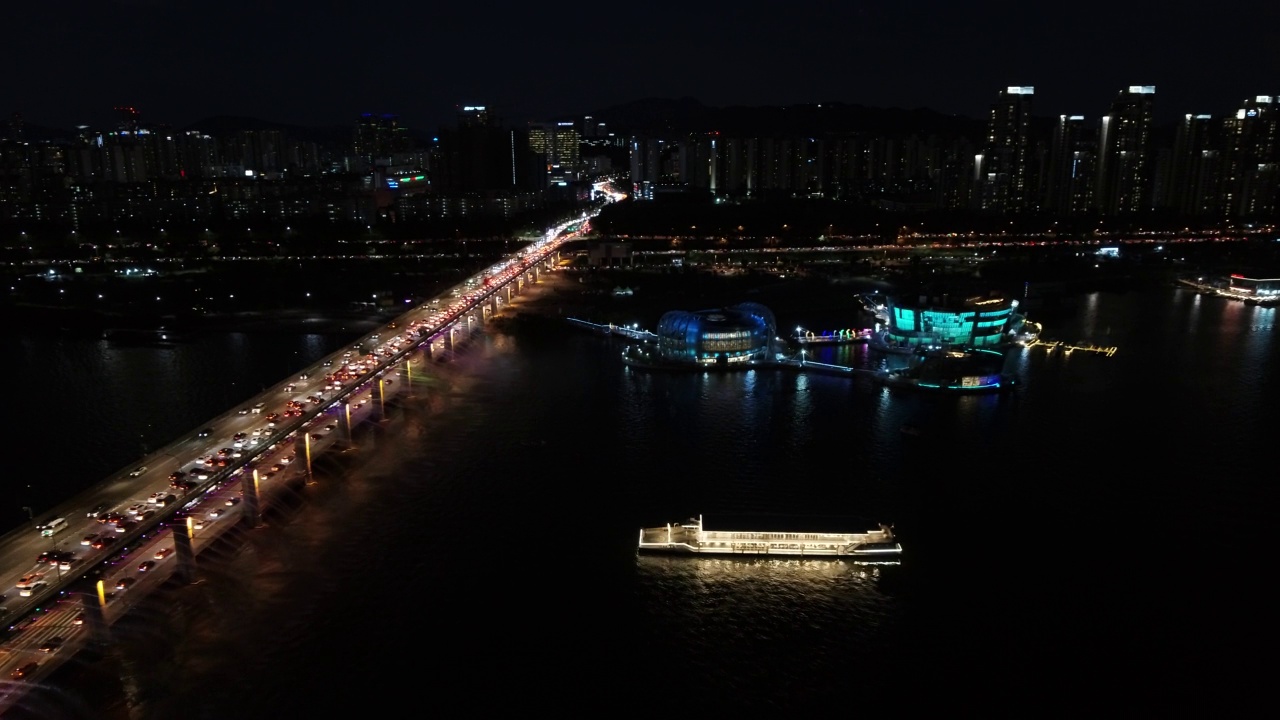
[7,284,1280,716]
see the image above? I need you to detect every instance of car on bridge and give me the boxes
[10,662,38,680]
[115,578,135,591]
[197,428,213,438]
[38,637,63,653]
[128,466,148,477]
[154,547,172,560]
[19,581,46,597]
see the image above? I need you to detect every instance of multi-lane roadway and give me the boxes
[0,192,617,699]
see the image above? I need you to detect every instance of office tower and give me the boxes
[1095,86,1155,214]
[1220,96,1278,218]
[528,121,581,185]
[437,105,520,192]
[457,105,492,129]
[975,87,1034,213]
[354,114,410,165]
[1044,115,1095,216]
[1167,114,1220,217]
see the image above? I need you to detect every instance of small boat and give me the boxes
[638,515,901,559]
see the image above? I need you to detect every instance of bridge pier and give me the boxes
[343,400,355,448]
[242,469,261,526]
[445,327,456,352]
[504,285,512,303]
[81,585,108,647]
[172,518,196,584]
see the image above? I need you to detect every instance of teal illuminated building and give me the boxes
[883,295,1020,350]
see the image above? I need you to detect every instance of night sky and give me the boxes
[6,0,1278,132]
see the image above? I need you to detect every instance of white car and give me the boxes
[128,466,148,477]
[127,504,148,515]
[148,492,167,505]
[19,582,46,597]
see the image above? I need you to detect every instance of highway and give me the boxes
[0,181,623,702]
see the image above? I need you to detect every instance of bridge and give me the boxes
[566,317,659,341]
[0,183,624,709]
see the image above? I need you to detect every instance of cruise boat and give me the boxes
[638,515,901,558]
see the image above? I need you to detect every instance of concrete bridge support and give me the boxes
[504,285,513,303]
[172,519,196,584]
[445,326,456,352]
[81,587,108,647]
[243,469,261,527]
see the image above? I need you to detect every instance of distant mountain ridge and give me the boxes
[182,115,352,145]
[582,97,986,138]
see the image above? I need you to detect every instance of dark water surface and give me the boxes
[3,281,1277,716]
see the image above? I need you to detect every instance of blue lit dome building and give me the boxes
[654,303,777,367]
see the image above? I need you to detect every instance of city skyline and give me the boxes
[4,1,1278,132]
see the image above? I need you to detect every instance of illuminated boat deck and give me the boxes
[638,515,901,559]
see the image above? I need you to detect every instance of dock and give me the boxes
[566,317,657,341]
[1027,339,1117,357]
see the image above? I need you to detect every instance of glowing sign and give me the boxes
[1195,114,1211,119]
[1069,115,1084,121]
[1257,96,1274,103]
[1006,86,1034,95]
[1128,85,1156,94]
[463,106,486,111]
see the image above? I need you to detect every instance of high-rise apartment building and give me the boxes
[1168,114,1220,217]
[1044,115,1095,216]
[354,114,410,165]
[1095,86,1156,214]
[1220,96,1278,218]
[975,87,1035,213]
